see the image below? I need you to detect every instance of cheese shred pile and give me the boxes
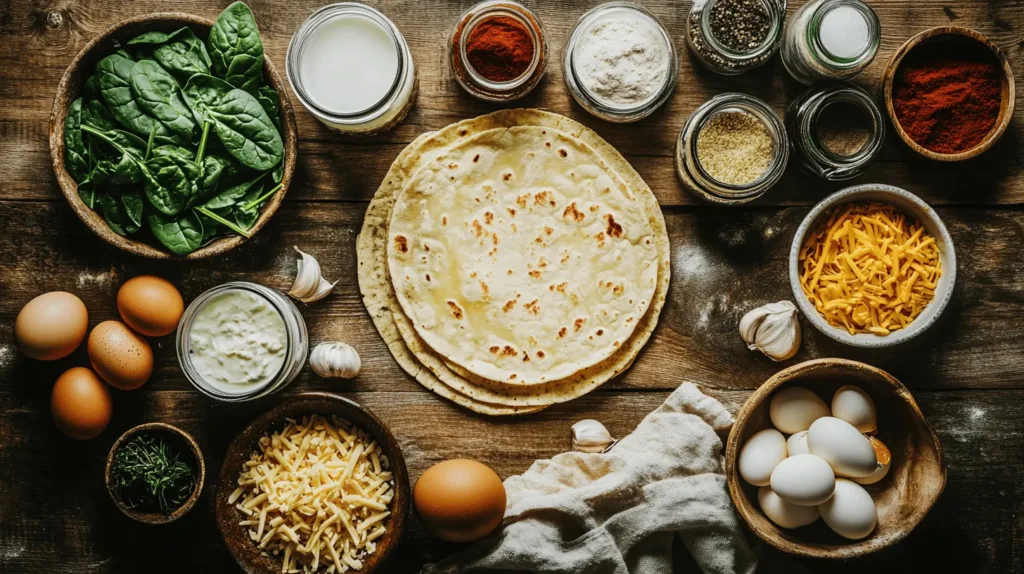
[799,202,942,336]
[229,415,394,573]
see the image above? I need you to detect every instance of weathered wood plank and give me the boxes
[1,200,1021,393]
[1,1,1022,205]
[0,389,1020,573]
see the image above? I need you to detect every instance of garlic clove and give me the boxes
[309,342,361,379]
[288,247,337,304]
[739,301,801,361]
[571,419,617,453]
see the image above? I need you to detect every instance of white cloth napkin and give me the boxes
[422,383,760,574]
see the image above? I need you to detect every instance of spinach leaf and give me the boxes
[129,60,196,142]
[151,144,194,161]
[203,172,262,210]
[122,190,145,228]
[271,160,283,184]
[96,53,180,144]
[207,2,264,92]
[96,191,141,236]
[198,212,222,244]
[78,180,97,209]
[149,210,204,255]
[81,125,147,161]
[92,153,144,186]
[199,154,231,200]
[255,85,280,128]
[82,99,120,131]
[156,28,212,81]
[183,74,282,171]
[144,148,202,215]
[127,28,186,46]
[64,98,90,181]
[84,74,101,100]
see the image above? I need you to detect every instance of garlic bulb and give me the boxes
[289,247,338,304]
[739,301,801,361]
[571,419,617,453]
[309,342,361,379]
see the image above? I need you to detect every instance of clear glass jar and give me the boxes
[787,84,885,181]
[563,2,678,123]
[287,3,417,134]
[685,0,786,75]
[176,282,308,402]
[450,1,547,102]
[781,0,880,85]
[676,93,789,204]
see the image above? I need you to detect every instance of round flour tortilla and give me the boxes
[387,127,659,385]
[357,109,670,414]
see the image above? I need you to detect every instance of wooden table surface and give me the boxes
[1,1,1021,572]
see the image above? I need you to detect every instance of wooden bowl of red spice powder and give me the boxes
[882,26,1015,162]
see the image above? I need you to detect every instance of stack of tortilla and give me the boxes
[357,110,670,415]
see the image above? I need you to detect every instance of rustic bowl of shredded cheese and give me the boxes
[789,184,956,348]
[216,393,409,574]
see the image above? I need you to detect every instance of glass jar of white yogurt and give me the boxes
[177,282,308,402]
[287,3,417,134]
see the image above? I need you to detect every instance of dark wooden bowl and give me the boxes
[48,12,298,259]
[882,26,1015,162]
[216,392,410,574]
[105,422,206,525]
[725,359,945,559]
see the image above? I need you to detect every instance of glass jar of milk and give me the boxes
[177,282,308,402]
[287,3,417,134]
[780,0,880,85]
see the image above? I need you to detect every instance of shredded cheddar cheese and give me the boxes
[798,202,942,336]
[229,415,393,573]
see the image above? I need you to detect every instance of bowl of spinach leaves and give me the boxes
[50,2,297,258]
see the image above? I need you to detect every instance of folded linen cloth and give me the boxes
[422,383,759,574]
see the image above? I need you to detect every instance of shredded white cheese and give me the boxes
[230,415,394,573]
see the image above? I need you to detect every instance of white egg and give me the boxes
[770,454,836,506]
[770,387,831,434]
[738,428,787,486]
[758,486,820,529]
[808,417,878,478]
[818,479,877,539]
[832,385,878,433]
[852,437,892,485]
[787,430,810,456]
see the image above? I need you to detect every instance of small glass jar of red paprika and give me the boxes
[450,1,548,102]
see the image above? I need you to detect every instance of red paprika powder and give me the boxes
[892,41,1002,154]
[465,16,535,82]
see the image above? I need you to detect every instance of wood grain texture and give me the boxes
[1,0,1022,572]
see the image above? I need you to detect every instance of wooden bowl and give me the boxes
[725,359,945,559]
[882,26,1014,161]
[215,392,410,574]
[789,184,957,348]
[105,422,206,525]
[48,12,298,259]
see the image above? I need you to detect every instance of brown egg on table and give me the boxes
[414,459,507,543]
[88,320,153,391]
[15,291,89,360]
[51,367,112,440]
[117,275,184,337]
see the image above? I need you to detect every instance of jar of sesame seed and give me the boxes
[685,0,787,75]
[676,93,789,204]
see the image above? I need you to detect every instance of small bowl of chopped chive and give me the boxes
[105,422,205,525]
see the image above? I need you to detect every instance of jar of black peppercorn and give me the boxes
[685,0,786,75]
[450,1,547,102]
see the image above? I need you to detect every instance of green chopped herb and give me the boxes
[111,434,196,514]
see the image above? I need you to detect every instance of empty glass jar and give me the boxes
[781,0,880,84]
[787,84,885,180]
[676,93,789,204]
[685,0,787,75]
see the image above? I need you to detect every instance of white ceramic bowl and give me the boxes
[789,184,956,348]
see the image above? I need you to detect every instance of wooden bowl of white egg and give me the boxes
[725,358,945,559]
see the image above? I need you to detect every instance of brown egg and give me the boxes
[51,367,113,440]
[15,292,89,360]
[414,459,506,543]
[117,275,184,337]
[88,321,153,391]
